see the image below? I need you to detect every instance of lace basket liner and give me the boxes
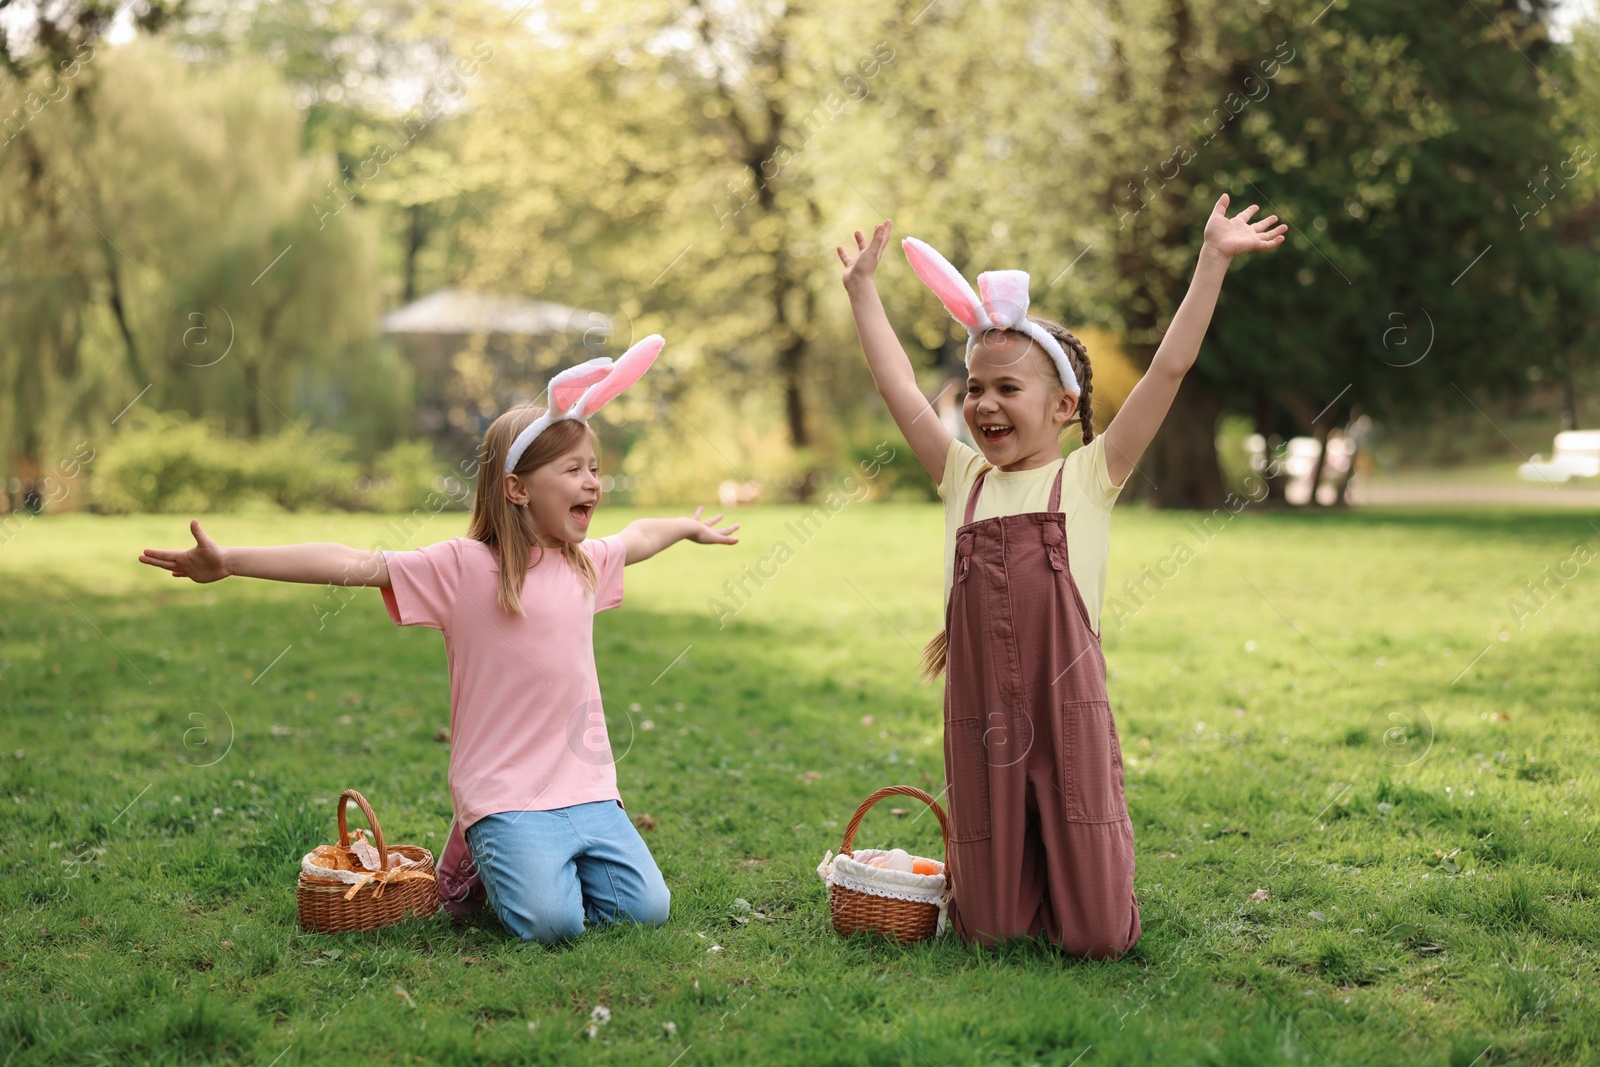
[817,848,950,935]
[301,834,434,902]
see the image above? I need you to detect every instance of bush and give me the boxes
[92,412,257,514]
[249,423,361,511]
[621,386,798,507]
[365,440,470,513]
[846,432,938,502]
[91,410,462,514]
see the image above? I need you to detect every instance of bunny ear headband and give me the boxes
[503,334,665,476]
[901,237,1080,397]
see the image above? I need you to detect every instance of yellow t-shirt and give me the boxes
[938,435,1124,634]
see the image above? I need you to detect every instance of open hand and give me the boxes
[685,506,740,545]
[139,519,231,583]
[1203,194,1287,260]
[837,220,893,291]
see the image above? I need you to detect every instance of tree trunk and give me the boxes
[403,203,426,305]
[1102,0,1212,508]
[1121,367,1225,508]
[1254,391,1289,505]
[1331,436,1358,506]
[1306,421,1331,508]
[778,327,808,450]
[105,257,147,385]
[241,358,264,438]
[693,0,820,500]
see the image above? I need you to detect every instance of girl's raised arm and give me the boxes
[839,220,953,483]
[139,519,390,588]
[1102,193,1286,488]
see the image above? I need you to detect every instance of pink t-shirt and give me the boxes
[380,535,628,830]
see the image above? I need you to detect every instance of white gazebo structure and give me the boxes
[381,289,608,338]
[381,288,612,447]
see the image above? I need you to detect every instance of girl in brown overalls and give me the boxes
[837,200,1285,958]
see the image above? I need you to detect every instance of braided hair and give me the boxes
[1030,317,1095,444]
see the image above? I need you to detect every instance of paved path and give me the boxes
[1347,482,1600,508]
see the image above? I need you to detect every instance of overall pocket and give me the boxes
[1058,699,1128,824]
[943,717,993,841]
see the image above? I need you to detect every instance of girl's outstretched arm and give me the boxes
[139,519,390,587]
[619,506,739,565]
[1102,193,1287,487]
[838,220,953,483]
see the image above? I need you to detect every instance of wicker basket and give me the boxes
[296,790,440,933]
[826,785,953,944]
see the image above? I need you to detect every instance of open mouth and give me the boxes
[570,503,595,525]
[979,424,1014,443]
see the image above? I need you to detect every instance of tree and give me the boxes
[446,2,934,495]
[170,0,495,305]
[1087,0,1576,507]
[0,39,384,504]
[1537,11,1600,431]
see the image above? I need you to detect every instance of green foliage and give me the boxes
[620,386,801,508]
[92,412,262,514]
[425,0,1600,507]
[367,439,463,514]
[9,0,1600,508]
[846,432,938,503]
[92,411,455,514]
[0,38,385,481]
[248,424,365,513]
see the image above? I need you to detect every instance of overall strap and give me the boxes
[965,459,1066,522]
[963,467,990,525]
[1048,458,1066,512]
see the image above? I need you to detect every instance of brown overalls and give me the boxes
[944,460,1141,959]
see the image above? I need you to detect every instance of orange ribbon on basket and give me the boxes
[340,868,438,902]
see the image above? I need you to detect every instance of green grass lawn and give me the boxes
[3,502,1598,1066]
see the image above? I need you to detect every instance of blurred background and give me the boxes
[2,0,1597,517]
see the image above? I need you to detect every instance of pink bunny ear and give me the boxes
[575,334,664,419]
[902,237,986,331]
[976,270,1032,329]
[548,357,615,414]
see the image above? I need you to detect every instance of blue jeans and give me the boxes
[464,800,671,944]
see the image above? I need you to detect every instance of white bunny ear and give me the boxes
[548,357,615,415]
[976,270,1082,397]
[976,270,1032,329]
[502,337,666,476]
[573,335,663,419]
[902,237,989,331]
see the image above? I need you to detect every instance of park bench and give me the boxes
[1517,430,1600,483]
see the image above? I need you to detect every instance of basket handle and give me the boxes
[337,789,389,870]
[838,785,952,878]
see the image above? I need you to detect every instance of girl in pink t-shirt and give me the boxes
[139,339,739,943]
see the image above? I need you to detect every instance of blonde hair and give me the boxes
[467,407,599,616]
